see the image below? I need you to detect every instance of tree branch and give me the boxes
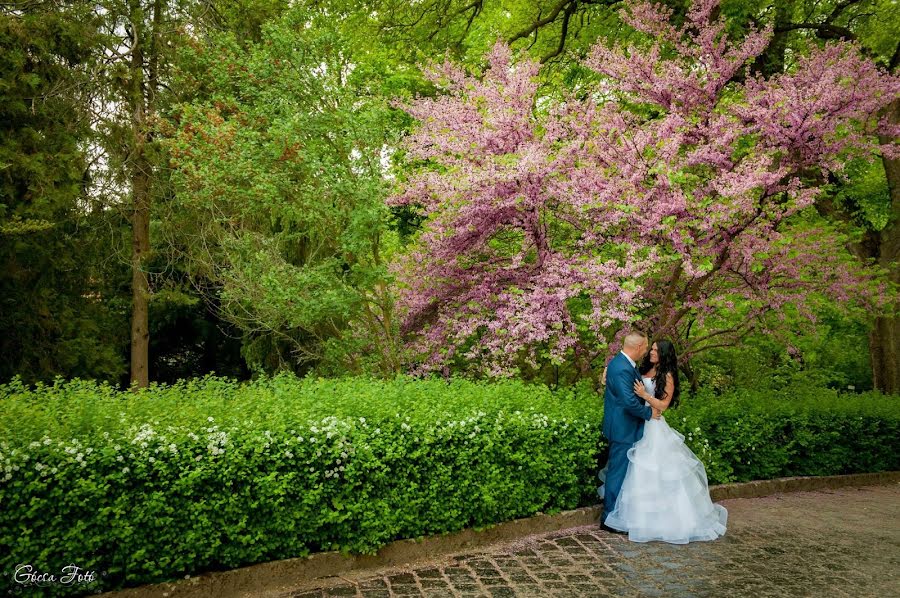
[774,21,856,40]
[510,0,575,43]
[541,1,577,63]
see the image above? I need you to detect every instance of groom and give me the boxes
[600,330,660,533]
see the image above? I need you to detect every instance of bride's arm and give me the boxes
[633,373,674,412]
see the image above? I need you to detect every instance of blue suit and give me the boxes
[600,351,652,524]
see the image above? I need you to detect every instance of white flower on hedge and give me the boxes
[133,424,157,444]
[400,423,411,431]
[195,455,202,461]
[113,445,121,451]
[340,451,347,459]
[29,441,40,449]
[122,467,130,474]
[359,417,366,424]
[149,456,156,463]
[169,444,178,453]
[50,467,57,474]
[75,453,84,462]
[208,417,214,422]
[116,455,124,462]
[188,432,199,441]
[285,451,294,459]
[296,436,304,443]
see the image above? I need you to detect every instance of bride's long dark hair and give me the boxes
[639,339,681,409]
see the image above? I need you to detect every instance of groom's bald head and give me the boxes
[623,331,648,349]
[622,330,649,361]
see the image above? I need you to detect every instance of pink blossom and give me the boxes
[390,1,898,375]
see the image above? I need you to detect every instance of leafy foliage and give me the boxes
[161,8,407,376]
[674,385,900,484]
[1,373,896,594]
[0,373,601,594]
[0,6,127,384]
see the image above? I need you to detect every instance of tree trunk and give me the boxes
[130,160,151,389]
[873,97,900,393]
[681,359,699,394]
[128,0,152,389]
[752,0,794,77]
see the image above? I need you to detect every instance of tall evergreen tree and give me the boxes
[0,3,127,383]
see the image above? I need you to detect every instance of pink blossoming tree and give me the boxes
[389,0,899,379]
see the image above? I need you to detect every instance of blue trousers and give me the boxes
[601,441,632,523]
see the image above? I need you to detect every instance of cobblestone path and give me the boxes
[283,483,899,598]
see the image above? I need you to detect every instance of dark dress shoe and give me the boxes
[600,522,627,534]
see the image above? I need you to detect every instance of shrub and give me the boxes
[672,386,899,484]
[0,374,602,596]
[0,374,896,596]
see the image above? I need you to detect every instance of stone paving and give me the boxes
[281,483,900,597]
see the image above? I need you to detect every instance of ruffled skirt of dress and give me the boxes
[598,417,727,544]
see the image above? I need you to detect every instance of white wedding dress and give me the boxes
[598,376,728,543]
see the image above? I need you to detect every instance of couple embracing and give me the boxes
[598,331,727,544]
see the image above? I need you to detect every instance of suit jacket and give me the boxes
[602,352,652,444]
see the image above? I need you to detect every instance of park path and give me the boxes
[279,483,900,597]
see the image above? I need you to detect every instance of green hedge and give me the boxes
[0,374,897,596]
[672,386,900,484]
[0,374,601,596]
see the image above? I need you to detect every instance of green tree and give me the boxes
[160,7,407,376]
[0,4,127,383]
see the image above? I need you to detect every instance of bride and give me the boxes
[598,339,727,544]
